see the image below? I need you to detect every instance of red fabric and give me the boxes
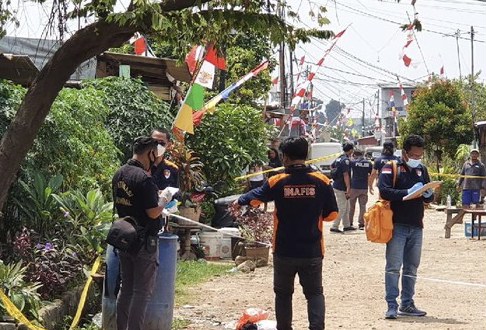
[134,37,146,55]
[192,110,206,126]
[204,45,226,70]
[402,54,412,67]
[185,46,200,76]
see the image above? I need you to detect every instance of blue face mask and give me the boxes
[406,158,422,168]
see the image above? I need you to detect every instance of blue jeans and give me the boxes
[385,224,423,308]
[274,255,325,330]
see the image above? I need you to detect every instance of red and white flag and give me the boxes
[397,77,409,108]
[290,27,348,108]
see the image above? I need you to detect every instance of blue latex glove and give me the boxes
[407,182,424,195]
[423,188,433,198]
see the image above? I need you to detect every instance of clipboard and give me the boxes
[403,181,443,201]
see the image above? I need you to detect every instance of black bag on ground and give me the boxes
[106,216,146,253]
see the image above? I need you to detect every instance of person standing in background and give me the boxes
[265,147,283,178]
[330,142,355,233]
[369,142,398,195]
[457,148,486,208]
[151,128,179,190]
[349,150,372,230]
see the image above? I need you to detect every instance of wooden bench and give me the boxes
[444,207,466,238]
[444,207,485,240]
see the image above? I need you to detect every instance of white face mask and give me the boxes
[406,158,422,168]
[156,144,166,157]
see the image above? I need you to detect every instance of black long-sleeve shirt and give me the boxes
[238,164,338,258]
[378,159,433,228]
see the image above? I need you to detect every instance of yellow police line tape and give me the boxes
[0,255,101,330]
[235,152,342,180]
[430,172,486,179]
[0,289,46,330]
[69,255,102,330]
[236,152,486,181]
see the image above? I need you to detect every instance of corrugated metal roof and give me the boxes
[96,52,191,84]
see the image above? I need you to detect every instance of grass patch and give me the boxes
[171,317,191,330]
[175,260,233,305]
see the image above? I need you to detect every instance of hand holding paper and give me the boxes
[423,188,433,198]
[403,181,442,201]
[407,182,424,195]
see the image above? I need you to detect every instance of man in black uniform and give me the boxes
[368,142,398,195]
[378,134,433,320]
[234,137,338,330]
[349,150,372,229]
[151,128,179,190]
[112,136,173,330]
[330,142,355,233]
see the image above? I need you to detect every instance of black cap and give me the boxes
[383,142,394,149]
[342,142,354,152]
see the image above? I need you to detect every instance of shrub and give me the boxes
[28,86,120,193]
[12,229,83,299]
[186,103,274,195]
[0,258,42,320]
[84,77,174,163]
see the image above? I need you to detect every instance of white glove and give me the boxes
[158,188,173,207]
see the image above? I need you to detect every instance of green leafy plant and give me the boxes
[84,77,174,163]
[0,259,42,320]
[186,103,274,196]
[12,172,63,237]
[169,141,206,208]
[53,189,113,258]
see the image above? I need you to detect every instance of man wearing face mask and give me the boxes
[112,136,173,330]
[151,128,179,190]
[378,134,433,320]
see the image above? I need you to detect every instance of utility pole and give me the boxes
[455,29,462,80]
[278,4,287,112]
[362,98,365,138]
[288,49,295,98]
[471,26,477,147]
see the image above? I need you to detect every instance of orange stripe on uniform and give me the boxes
[268,173,289,188]
[322,211,338,222]
[308,171,332,185]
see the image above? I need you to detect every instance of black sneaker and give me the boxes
[385,306,398,319]
[343,226,357,231]
[398,304,427,317]
[358,224,365,230]
[330,228,344,233]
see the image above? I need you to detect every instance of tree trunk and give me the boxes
[0,20,136,228]
[0,0,214,229]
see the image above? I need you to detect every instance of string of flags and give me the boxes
[172,44,226,134]
[172,44,269,134]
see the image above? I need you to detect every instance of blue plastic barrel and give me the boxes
[145,233,178,330]
[101,244,119,330]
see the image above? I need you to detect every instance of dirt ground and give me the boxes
[173,194,486,330]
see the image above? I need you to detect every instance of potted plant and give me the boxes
[168,140,206,222]
[228,204,273,266]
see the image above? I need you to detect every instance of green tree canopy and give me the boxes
[325,99,345,127]
[0,1,335,215]
[399,80,472,161]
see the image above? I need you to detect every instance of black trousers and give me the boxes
[273,255,325,330]
[116,246,158,330]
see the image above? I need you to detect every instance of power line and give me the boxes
[333,1,485,43]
